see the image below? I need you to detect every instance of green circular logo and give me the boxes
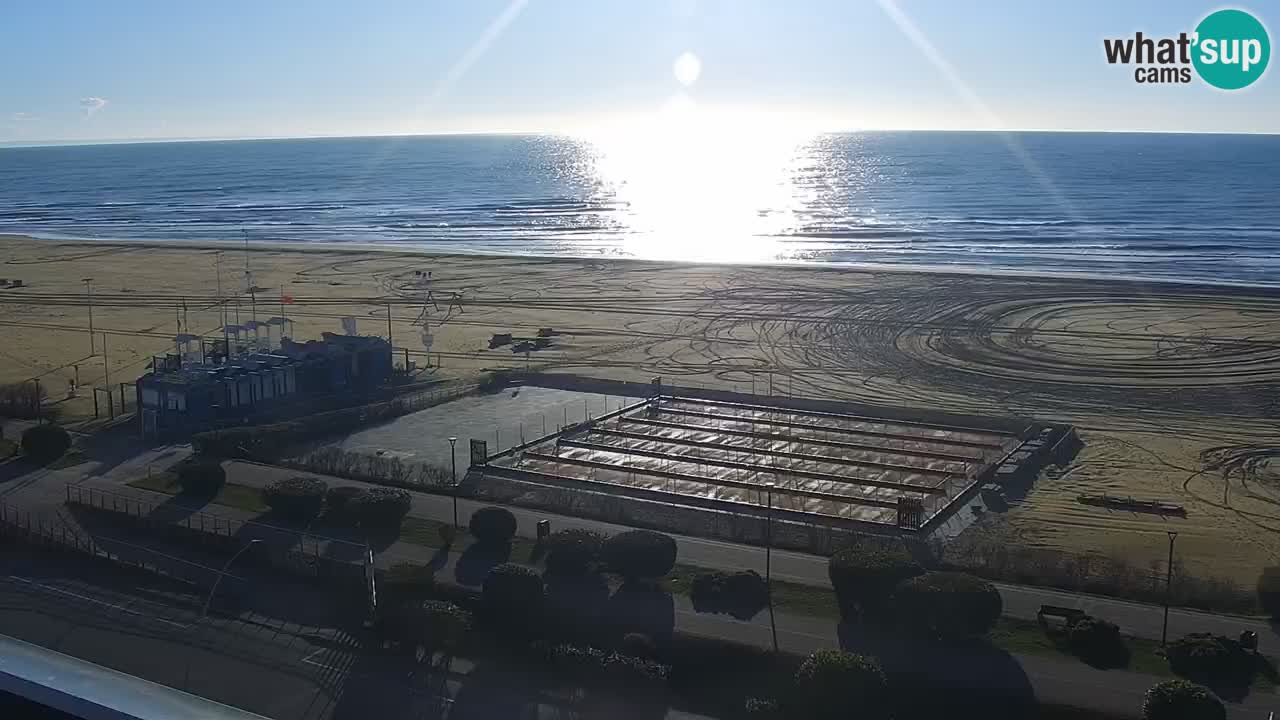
[1192,9,1270,89]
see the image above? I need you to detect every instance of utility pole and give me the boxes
[765,482,778,653]
[448,437,459,528]
[386,303,394,347]
[82,278,95,355]
[1162,531,1178,646]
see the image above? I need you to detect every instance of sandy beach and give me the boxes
[3,233,1279,583]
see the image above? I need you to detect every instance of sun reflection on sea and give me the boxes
[581,101,817,264]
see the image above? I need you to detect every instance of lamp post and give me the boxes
[765,481,778,653]
[448,436,459,528]
[82,278,95,355]
[203,538,261,618]
[1162,531,1178,646]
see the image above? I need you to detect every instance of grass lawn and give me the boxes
[126,474,270,514]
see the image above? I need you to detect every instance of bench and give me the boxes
[1037,604,1086,627]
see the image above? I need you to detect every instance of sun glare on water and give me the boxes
[580,53,818,263]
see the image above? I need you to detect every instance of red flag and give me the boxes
[281,294,295,305]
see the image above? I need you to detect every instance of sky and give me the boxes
[2,0,1277,144]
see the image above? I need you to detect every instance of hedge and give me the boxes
[1142,680,1224,720]
[892,571,1002,641]
[324,485,363,520]
[482,563,544,633]
[690,570,769,620]
[20,424,70,462]
[828,544,923,619]
[790,650,889,720]
[176,460,226,495]
[545,529,605,576]
[348,487,412,531]
[1066,615,1128,667]
[261,476,328,524]
[1165,633,1251,685]
[605,530,677,580]
[535,642,669,693]
[469,506,517,546]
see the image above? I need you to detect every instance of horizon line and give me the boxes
[3,126,1278,149]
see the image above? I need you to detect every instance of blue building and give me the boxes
[137,333,392,439]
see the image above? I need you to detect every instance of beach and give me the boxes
[2,232,1279,583]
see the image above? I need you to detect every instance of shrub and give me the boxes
[1142,680,1224,720]
[348,487,412,531]
[482,563,544,632]
[544,529,605,577]
[0,381,44,419]
[1257,566,1280,619]
[893,571,1002,642]
[324,485,363,521]
[1066,615,1128,667]
[605,530,677,580]
[176,459,226,495]
[20,424,70,462]
[536,642,669,692]
[414,600,471,654]
[828,544,923,619]
[261,476,328,524]
[690,570,769,620]
[621,632,657,659]
[469,506,517,546]
[790,650,889,720]
[1165,633,1251,685]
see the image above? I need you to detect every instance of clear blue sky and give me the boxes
[2,0,1276,143]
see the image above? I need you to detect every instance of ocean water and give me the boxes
[1,131,1277,284]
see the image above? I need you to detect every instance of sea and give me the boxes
[1,131,1277,285]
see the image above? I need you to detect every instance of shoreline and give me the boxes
[7,232,1280,298]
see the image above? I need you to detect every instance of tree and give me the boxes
[482,563,544,635]
[1257,566,1280,619]
[827,544,923,619]
[20,424,70,463]
[605,530,678,581]
[469,506,517,546]
[893,571,1002,642]
[690,570,769,620]
[790,650,889,720]
[544,529,605,577]
[1142,680,1224,720]
[261,476,328,524]
[176,459,226,495]
[348,487,412,531]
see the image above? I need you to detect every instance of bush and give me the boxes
[828,544,923,619]
[20,424,70,462]
[414,600,471,654]
[1066,615,1128,667]
[324,485,363,521]
[261,476,328,524]
[545,529,605,576]
[690,570,769,620]
[0,381,45,419]
[1165,634,1251,685]
[536,642,669,692]
[621,632,656,659]
[482,563,544,632]
[790,650,889,720]
[605,530,677,580]
[176,459,226,495]
[1143,680,1224,720]
[893,571,1002,642]
[348,487,412,531]
[469,506,517,546]
[1257,566,1280,619]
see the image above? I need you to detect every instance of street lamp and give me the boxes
[1162,531,1178,646]
[203,538,261,618]
[764,481,778,653]
[448,437,459,528]
[82,278,95,355]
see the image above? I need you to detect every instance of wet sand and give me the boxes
[2,233,1279,582]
